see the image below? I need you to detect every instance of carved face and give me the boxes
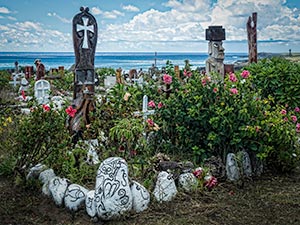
[208,41,225,59]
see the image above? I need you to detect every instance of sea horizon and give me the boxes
[0,51,252,71]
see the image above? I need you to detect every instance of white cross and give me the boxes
[76,17,94,49]
[134,95,155,120]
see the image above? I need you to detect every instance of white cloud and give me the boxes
[47,12,71,23]
[91,7,102,15]
[0,7,10,14]
[122,5,140,12]
[7,16,16,21]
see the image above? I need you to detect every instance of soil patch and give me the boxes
[1,169,300,225]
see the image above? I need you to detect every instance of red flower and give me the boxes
[183,69,192,78]
[146,118,154,126]
[42,104,51,112]
[66,106,77,118]
[230,88,238,95]
[119,145,125,153]
[158,102,164,109]
[193,167,203,178]
[204,175,217,189]
[291,115,297,123]
[229,72,238,82]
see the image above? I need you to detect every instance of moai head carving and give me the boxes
[208,41,225,60]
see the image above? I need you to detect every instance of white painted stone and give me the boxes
[94,157,133,220]
[48,177,70,206]
[42,182,51,197]
[39,168,56,184]
[226,153,240,181]
[26,163,47,180]
[64,184,89,212]
[178,173,198,192]
[86,190,97,218]
[241,151,252,177]
[153,171,177,202]
[130,181,150,213]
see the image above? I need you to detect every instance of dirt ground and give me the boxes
[1,168,300,225]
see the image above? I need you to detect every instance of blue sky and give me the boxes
[0,0,299,53]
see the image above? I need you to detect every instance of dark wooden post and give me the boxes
[247,12,257,63]
[68,7,97,140]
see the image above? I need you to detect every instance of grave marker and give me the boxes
[247,12,257,63]
[34,79,50,104]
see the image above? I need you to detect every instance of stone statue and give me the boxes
[67,7,97,142]
[247,12,257,63]
[205,26,226,79]
[34,59,45,80]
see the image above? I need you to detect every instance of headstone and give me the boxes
[153,171,177,202]
[94,157,133,220]
[18,77,29,93]
[226,153,240,181]
[67,6,98,138]
[25,66,33,80]
[205,26,226,78]
[86,190,97,218]
[178,173,198,192]
[130,181,150,213]
[48,177,70,206]
[84,139,100,165]
[34,79,50,104]
[64,184,89,212]
[34,59,45,81]
[247,12,257,63]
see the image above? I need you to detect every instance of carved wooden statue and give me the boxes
[205,26,226,79]
[247,12,257,63]
[68,7,97,140]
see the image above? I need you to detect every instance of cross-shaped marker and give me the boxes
[76,17,94,49]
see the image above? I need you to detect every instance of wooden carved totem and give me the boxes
[247,12,257,63]
[68,7,97,139]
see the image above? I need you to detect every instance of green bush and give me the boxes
[245,57,300,108]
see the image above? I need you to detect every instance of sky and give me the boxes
[0,0,299,53]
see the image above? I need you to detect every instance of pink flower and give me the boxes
[291,115,297,123]
[229,72,238,82]
[183,69,192,78]
[146,118,154,126]
[193,167,203,179]
[280,109,287,115]
[213,87,218,93]
[241,70,250,79]
[163,74,172,85]
[283,117,289,122]
[295,107,300,113]
[42,104,50,112]
[230,88,238,95]
[148,100,156,108]
[204,175,218,189]
[66,105,77,118]
[158,102,164,109]
[296,124,300,133]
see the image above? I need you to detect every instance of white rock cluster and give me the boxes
[27,157,150,221]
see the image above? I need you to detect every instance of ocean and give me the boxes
[0,52,248,72]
